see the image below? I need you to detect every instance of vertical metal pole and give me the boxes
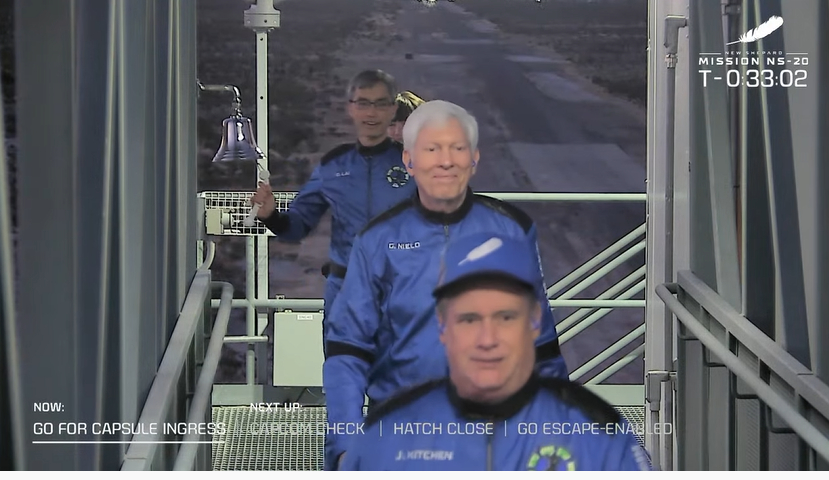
[255,30,269,177]
[645,0,670,469]
[675,326,688,470]
[659,16,682,472]
[175,0,199,328]
[94,0,118,468]
[645,11,686,471]
[159,0,175,361]
[255,30,270,384]
[244,0,281,386]
[664,20,684,293]
[0,30,25,471]
[726,0,742,269]
[246,238,256,384]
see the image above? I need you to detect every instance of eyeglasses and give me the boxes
[349,98,395,110]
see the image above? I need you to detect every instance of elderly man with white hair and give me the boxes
[321,100,569,470]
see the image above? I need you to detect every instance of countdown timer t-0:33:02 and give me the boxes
[698,54,809,88]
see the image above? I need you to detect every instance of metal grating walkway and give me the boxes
[616,406,647,446]
[211,405,647,471]
[212,406,327,470]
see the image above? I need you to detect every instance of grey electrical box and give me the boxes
[273,311,324,387]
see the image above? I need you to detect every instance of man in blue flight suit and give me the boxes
[338,232,652,471]
[323,100,569,470]
[250,70,416,346]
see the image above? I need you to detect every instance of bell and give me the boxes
[212,114,265,162]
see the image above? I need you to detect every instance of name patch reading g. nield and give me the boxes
[388,242,421,250]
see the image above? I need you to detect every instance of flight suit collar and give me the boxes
[357,137,395,157]
[446,371,540,420]
[414,187,474,225]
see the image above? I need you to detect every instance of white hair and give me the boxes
[401,100,479,152]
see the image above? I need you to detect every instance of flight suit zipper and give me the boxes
[444,224,450,242]
[486,425,494,471]
[366,158,373,221]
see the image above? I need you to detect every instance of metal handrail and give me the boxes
[200,191,648,204]
[480,192,647,202]
[557,266,645,334]
[223,335,268,344]
[174,281,233,470]
[557,242,646,300]
[198,239,216,271]
[209,191,649,387]
[121,272,234,470]
[211,297,644,311]
[570,325,645,382]
[655,282,829,463]
[559,280,646,343]
[587,344,646,385]
[673,271,829,412]
[547,223,646,297]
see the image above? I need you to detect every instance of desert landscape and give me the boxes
[197,0,648,383]
[461,0,647,106]
[1,0,648,384]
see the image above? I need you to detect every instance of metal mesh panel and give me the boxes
[616,406,647,447]
[212,405,647,470]
[199,191,296,236]
[212,406,326,471]
[768,374,798,470]
[736,396,761,470]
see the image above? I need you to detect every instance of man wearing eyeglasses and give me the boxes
[250,69,415,352]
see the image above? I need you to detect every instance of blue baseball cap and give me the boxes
[433,232,542,299]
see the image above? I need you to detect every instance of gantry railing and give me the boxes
[199,191,648,388]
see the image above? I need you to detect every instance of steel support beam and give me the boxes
[692,0,742,310]
[814,0,829,387]
[770,0,829,383]
[688,0,744,471]
[0,38,24,470]
[733,1,776,469]
[645,0,691,470]
[739,0,775,339]
[14,0,198,470]
[753,0,811,369]
[16,0,85,469]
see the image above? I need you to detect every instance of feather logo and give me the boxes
[458,237,503,266]
[726,15,783,45]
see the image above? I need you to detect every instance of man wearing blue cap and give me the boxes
[323,100,568,470]
[338,233,652,471]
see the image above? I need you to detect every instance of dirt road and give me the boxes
[205,0,648,383]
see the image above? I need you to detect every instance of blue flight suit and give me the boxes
[340,375,652,471]
[260,138,415,343]
[323,189,569,469]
